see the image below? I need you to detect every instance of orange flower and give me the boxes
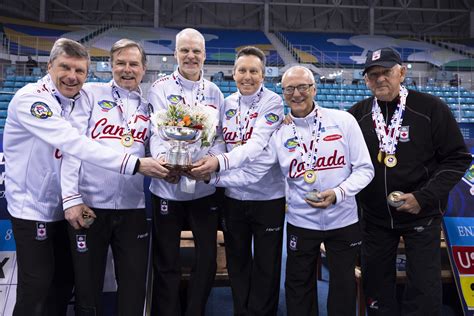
[183,115,191,126]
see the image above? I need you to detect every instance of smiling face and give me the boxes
[233,54,264,96]
[112,46,146,91]
[365,65,406,101]
[175,33,206,81]
[47,54,88,98]
[282,67,316,118]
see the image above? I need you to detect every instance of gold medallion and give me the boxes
[303,170,316,184]
[384,154,397,168]
[377,150,384,163]
[120,134,134,147]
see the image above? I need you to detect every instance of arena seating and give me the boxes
[212,79,474,122]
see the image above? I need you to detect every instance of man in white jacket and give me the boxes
[61,39,158,316]
[4,38,168,316]
[191,46,286,315]
[205,66,374,315]
[147,28,225,316]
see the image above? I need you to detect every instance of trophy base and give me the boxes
[164,163,193,172]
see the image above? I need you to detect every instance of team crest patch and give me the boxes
[289,235,298,251]
[372,50,381,61]
[167,95,182,105]
[76,235,88,252]
[160,199,169,215]
[284,138,298,152]
[399,126,410,142]
[225,109,237,120]
[30,102,52,119]
[265,113,279,125]
[35,222,47,240]
[98,100,117,111]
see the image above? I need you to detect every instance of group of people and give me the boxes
[3,26,471,316]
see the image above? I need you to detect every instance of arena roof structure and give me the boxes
[0,0,473,38]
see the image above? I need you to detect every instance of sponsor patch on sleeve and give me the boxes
[30,102,53,119]
[265,113,279,125]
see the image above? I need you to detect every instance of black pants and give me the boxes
[11,217,74,316]
[222,197,286,316]
[361,217,442,316]
[151,194,218,316]
[68,209,149,316]
[285,222,361,316]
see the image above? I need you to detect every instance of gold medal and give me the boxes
[120,134,134,147]
[303,170,316,184]
[384,154,397,168]
[377,150,384,163]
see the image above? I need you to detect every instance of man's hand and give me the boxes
[304,189,336,209]
[396,193,421,214]
[283,114,293,125]
[190,156,219,177]
[65,204,96,230]
[138,157,170,179]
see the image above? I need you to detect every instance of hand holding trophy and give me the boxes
[153,102,216,191]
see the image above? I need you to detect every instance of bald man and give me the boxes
[147,28,225,316]
[203,66,374,315]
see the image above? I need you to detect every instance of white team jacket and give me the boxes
[148,70,225,201]
[61,81,150,210]
[4,75,139,222]
[211,104,374,230]
[218,86,285,201]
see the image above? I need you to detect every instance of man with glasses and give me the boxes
[191,46,285,315]
[349,47,471,315]
[203,65,374,315]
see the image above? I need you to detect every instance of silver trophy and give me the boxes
[160,126,202,171]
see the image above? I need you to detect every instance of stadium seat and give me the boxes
[3,81,15,88]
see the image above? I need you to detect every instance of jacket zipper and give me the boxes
[383,102,395,229]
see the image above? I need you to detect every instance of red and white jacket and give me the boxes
[218,86,285,201]
[4,75,138,222]
[61,81,151,210]
[148,70,225,201]
[211,104,374,230]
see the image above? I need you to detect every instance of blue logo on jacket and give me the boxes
[167,95,182,104]
[265,113,279,125]
[98,100,116,111]
[225,109,237,120]
[284,138,298,151]
[30,102,52,119]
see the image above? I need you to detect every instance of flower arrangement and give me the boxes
[154,103,217,146]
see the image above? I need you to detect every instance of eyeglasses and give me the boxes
[365,68,395,81]
[281,83,314,95]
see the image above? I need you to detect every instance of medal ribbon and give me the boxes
[112,84,146,136]
[174,71,205,107]
[236,86,263,144]
[290,103,323,172]
[44,74,78,118]
[371,85,408,155]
